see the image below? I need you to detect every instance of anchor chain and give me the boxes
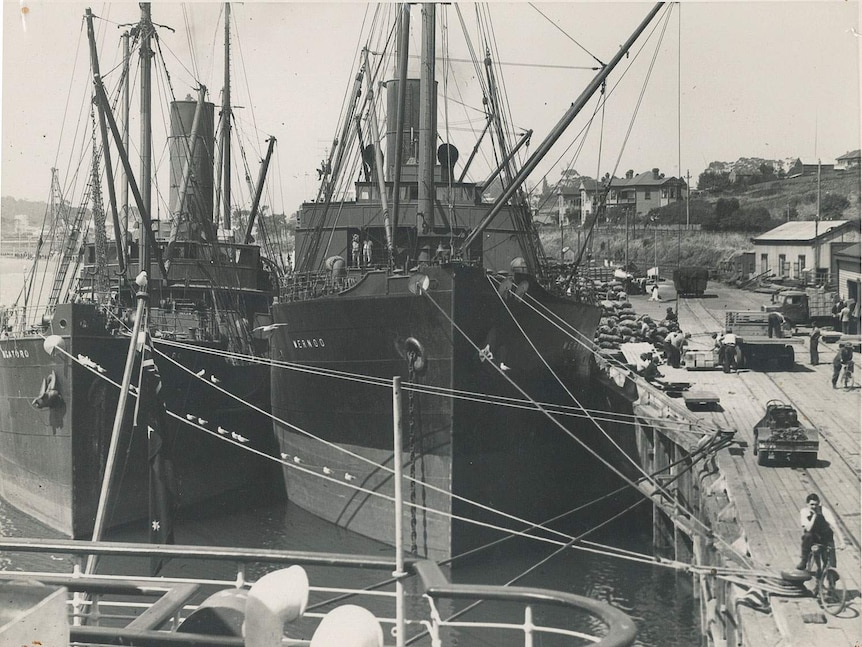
[407,351,418,555]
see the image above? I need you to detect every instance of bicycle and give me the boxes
[840,362,855,390]
[807,543,846,615]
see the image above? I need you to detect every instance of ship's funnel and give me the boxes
[169,98,215,236]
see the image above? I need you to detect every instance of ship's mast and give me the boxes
[139,3,154,275]
[85,8,125,278]
[416,4,435,235]
[222,2,232,233]
[121,30,131,256]
[390,4,410,235]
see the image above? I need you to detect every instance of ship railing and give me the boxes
[278,269,361,302]
[0,301,56,336]
[0,537,636,646]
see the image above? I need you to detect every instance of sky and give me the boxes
[1,1,859,218]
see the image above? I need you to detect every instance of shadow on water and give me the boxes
[0,488,700,646]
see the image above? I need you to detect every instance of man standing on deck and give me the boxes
[797,493,844,570]
[649,282,661,301]
[839,302,851,333]
[809,326,821,365]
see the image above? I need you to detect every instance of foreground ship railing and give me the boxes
[0,537,636,646]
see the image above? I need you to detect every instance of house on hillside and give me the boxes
[728,169,753,184]
[555,181,582,226]
[831,243,861,303]
[786,160,835,179]
[578,169,686,221]
[835,149,861,171]
[751,220,860,281]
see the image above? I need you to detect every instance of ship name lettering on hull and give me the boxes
[1,348,30,359]
[292,338,325,349]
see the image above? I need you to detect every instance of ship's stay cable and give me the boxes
[488,275,672,498]
[419,288,756,570]
[59,321,765,580]
[489,273,718,435]
[102,315,708,553]
[57,340,589,550]
[487,283,758,567]
[149,334,709,438]
[56,332,722,580]
[181,5,200,82]
[405,432,735,644]
[527,3,604,66]
[311,434,727,620]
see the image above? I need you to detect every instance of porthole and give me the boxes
[58,319,68,329]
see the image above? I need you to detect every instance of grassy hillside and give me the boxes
[538,167,859,270]
[541,228,751,272]
[721,168,860,220]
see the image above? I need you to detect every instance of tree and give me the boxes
[716,198,740,221]
[820,193,850,219]
[697,170,731,192]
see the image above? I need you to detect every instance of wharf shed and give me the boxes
[832,242,861,303]
[751,220,860,281]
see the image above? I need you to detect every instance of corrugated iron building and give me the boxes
[751,220,860,280]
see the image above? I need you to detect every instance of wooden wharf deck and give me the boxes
[630,283,861,646]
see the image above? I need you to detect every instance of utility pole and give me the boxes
[814,158,821,279]
[685,170,691,227]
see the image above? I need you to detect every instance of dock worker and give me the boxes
[719,331,739,373]
[809,326,821,365]
[664,330,689,368]
[767,311,785,338]
[797,493,844,570]
[839,302,851,334]
[831,342,854,389]
[636,352,664,385]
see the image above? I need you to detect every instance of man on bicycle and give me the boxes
[831,342,854,389]
[797,493,845,570]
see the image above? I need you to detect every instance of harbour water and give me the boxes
[0,257,698,645]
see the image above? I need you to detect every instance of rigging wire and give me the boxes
[418,287,754,569]
[149,334,712,438]
[56,333,727,572]
[527,2,605,66]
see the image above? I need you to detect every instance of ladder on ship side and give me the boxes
[47,211,87,307]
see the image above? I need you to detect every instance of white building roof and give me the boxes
[752,220,851,243]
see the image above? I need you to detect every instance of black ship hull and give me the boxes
[271,265,641,561]
[0,302,281,538]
